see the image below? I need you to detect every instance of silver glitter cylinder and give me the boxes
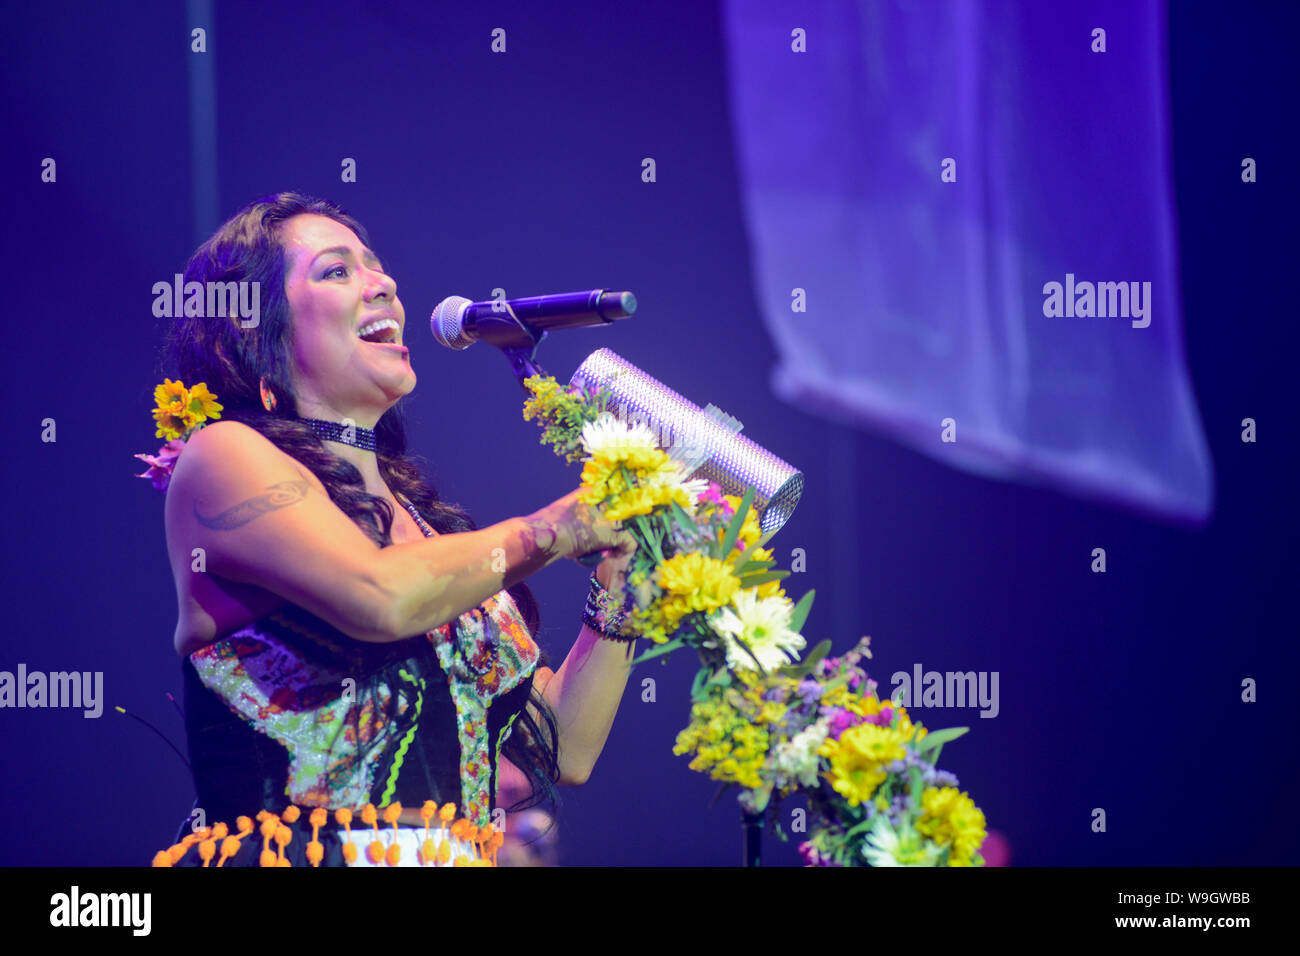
[569,348,804,535]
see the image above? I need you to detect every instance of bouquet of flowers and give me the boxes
[523,374,986,866]
[134,378,223,491]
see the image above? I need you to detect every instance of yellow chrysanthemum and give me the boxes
[153,378,187,413]
[150,378,221,439]
[916,787,987,866]
[655,552,740,625]
[577,455,625,503]
[579,445,675,504]
[604,481,699,523]
[602,486,657,523]
[153,409,188,441]
[817,723,909,806]
[624,552,742,643]
[184,382,223,424]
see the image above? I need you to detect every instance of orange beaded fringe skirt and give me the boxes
[153,801,503,867]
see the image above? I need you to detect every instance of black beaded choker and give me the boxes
[299,417,377,452]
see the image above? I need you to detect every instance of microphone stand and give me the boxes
[501,334,552,391]
[504,345,551,390]
[496,322,607,571]
[742,809,764,866]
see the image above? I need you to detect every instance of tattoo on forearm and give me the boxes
[194,480,311,530]
[564,502,605,558]
[520,516,559,558]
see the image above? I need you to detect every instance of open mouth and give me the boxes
[357,317,401,344]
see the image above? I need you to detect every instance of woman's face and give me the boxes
[279,213,415,421]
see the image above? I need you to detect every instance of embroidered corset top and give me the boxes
[183,494,541,827]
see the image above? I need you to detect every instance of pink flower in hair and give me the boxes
[134,438,187,492]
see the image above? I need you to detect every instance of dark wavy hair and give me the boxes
[162,191,560,818]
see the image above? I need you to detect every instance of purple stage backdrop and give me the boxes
[725,0,1211,523]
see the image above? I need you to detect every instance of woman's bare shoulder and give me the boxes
[167,420,321,500]
[182,419,277,458]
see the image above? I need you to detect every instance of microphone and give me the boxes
[431,289,636,351]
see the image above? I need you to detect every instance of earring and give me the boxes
[259,378,278,412]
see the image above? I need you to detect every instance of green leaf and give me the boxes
[911,726,969,755]
[634,514,665,564]
[629,637,685,667]
[844,817,878,840]
[909,767,924,807]
[737,570,791,589]
[668,500,699,538]
[732,555,776,577]
[777,638,832,678]
[788,589,816,634]
[719,486,755,558]
[689,667,730,702]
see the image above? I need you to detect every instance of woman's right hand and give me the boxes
[538,488,636,563]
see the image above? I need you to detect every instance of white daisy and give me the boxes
[579,412,660,458]
[643,463,710,512]
[861,816,944,867]
[709,589,806,672]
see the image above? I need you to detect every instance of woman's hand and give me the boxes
[540,489,637,566]
[595,530,636,592]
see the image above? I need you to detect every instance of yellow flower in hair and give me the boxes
[146,377,222,442]
[184,382,223,424]
[151,378,189,440]
[153,408,188,441]
[153,378,187,413]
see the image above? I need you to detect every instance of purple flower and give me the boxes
[862,705,893,727]
[798,841,841,867]
[134,438,187,492]
[825,707,862,739]
[930,770,960,789]
[797,679,822,705]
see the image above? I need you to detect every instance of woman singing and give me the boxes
[151,192,637,867]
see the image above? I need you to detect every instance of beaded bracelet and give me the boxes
[581,571,638,642]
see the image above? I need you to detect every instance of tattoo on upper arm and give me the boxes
[194,480,311,530]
